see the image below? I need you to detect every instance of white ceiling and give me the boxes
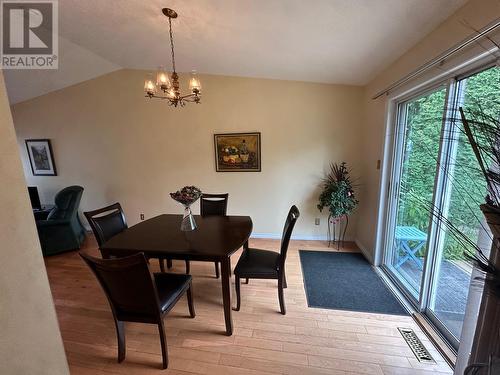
[5,0,468,104]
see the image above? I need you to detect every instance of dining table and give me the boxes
[100,213,253,336]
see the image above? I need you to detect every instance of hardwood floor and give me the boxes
[45,236,453,374]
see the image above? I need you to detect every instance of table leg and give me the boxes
[220,257,233,336]
[407,241,425,269]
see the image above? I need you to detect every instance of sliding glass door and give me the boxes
[383,65,499,349]
[385,86,447,303]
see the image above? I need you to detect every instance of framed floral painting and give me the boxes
[25,139,57,176]
[214,132,261,172]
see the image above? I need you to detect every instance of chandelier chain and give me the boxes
[168,16,176,73]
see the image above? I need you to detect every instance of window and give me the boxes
[382,65,500,349]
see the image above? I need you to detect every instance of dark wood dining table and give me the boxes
[100,214,253,336]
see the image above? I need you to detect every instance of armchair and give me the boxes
[36,185,86,256]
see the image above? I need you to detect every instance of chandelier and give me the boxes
[143,8,201,107]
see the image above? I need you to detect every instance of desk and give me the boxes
[33,205,54,220]
[395,226,427,269]
[101,214,253,336]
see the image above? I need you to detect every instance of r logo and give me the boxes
[1,0,58,68]
[3,2,52,53]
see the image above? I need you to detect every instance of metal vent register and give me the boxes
[398,328,435,363]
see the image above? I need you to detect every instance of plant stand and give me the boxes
[327,214,348,249]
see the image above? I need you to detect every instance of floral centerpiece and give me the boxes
[170,186,202,231]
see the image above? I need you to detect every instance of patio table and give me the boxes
[395,226,427,270]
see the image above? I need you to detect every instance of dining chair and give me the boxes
[79,251,195,369]
[200,193,229,278]
[84,203,187,273]
[84,203,128,249]
[233,205,300,315]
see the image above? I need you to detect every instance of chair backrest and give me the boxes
[200,193,229,216]
[279,205,300,267]
[84,203,128,248]
[47,185,84,220]
[79,252,161,321]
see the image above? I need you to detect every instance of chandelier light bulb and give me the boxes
[167,88,176,99]
[189,71,201,93]
[156,66,171,91]
[144,74,156,95]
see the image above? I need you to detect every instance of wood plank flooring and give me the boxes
[45,236,453,374]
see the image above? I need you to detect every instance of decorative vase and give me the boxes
[170,186,202,231]
[180,204,197,231]
[240,153,249,163]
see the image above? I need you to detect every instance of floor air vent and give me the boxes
[398,328,435,363]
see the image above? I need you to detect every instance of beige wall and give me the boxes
[356,0,500,263]
[11,70,364,239]
[0,71,69,373]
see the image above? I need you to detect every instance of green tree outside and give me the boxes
[396,67,499,261]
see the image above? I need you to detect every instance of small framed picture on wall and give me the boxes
[214,132,261,172]
[25,139,57,176]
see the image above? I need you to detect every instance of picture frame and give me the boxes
[25,139,57,176]
[214,132,261,172]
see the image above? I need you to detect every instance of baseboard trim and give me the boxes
[355,239,374,264]
[374,267,415,314]
[88,227,349,243]
[251,233,326,240]
[250,232,355,242]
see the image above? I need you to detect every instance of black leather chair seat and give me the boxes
[233,206,300,315]
[234,248,280,278]
[154,273,192,313]
[80,252,195,369]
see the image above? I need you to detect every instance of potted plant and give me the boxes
[317,162,358,247]
[457,107,500,373]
